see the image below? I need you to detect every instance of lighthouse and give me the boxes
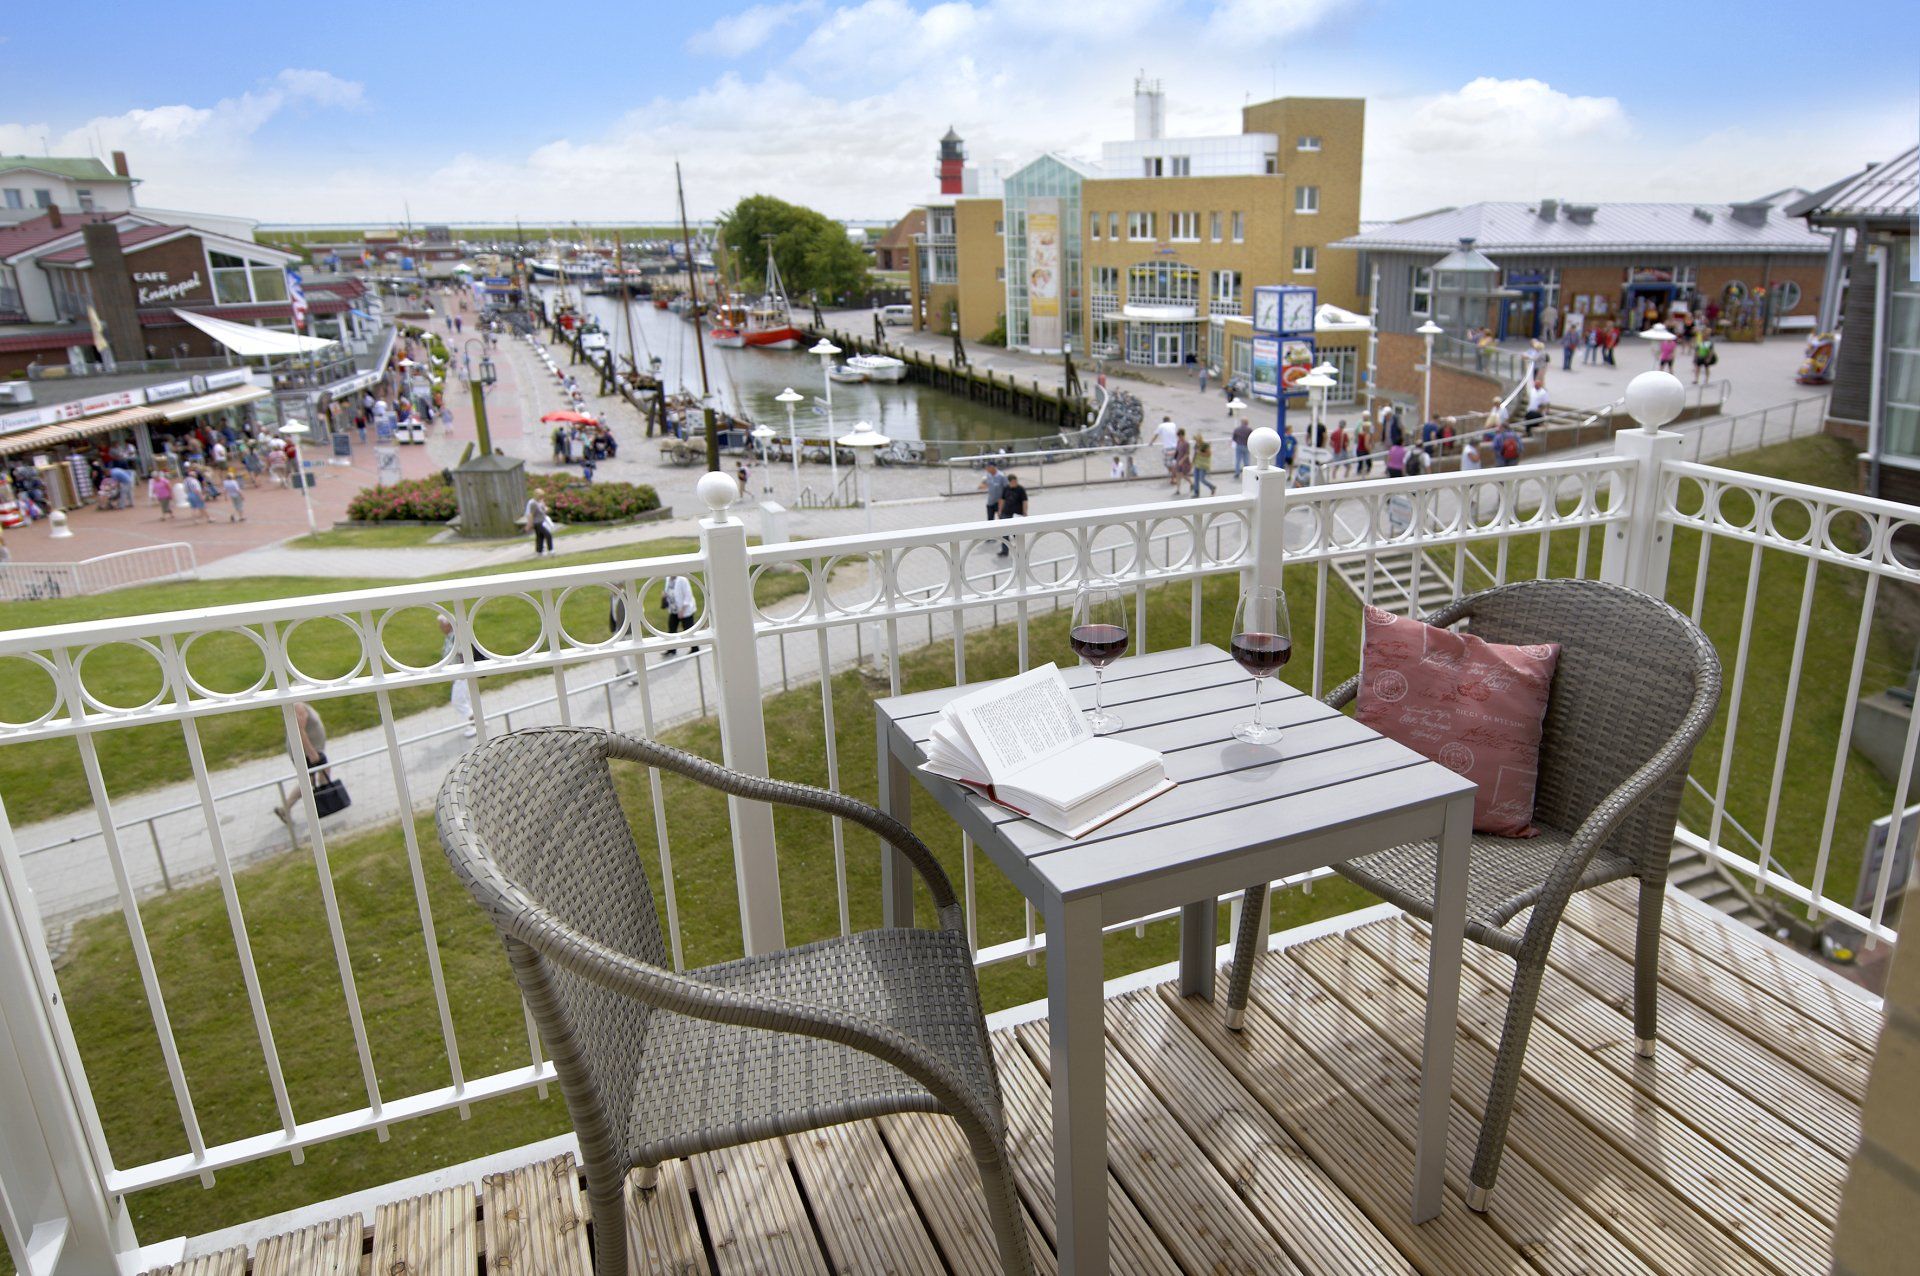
[936,127,966,195]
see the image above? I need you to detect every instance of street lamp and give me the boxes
[1295,370,1336,485]
[750,425,776,494]
[776,387,804,502]
[461,337,498,453]
[810,338,842,499]
[279,420,317,532]
[1415,320,1444,427]
[837,420,888,535]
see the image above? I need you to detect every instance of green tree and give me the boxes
[719,194,872,305]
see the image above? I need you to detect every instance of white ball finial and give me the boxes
[1247,426,1282,468]
[1624,370,1686,432]
[48,509,73,539]
[696,469,740,523]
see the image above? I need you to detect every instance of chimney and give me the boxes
[80,222,145,362]
[1536,198,1559,221]
[47,206,63,229]
[1729,202,1769,228]
[1133,73,1165,141]
[111,150,129,178]
[1691,206,1714,223]
[1564,203,1596,225]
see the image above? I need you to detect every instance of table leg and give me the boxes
[1178,900,1215,1001]
[1412,794,1474,1223]
[876,718,914,928]
[1047,894,1108,1274]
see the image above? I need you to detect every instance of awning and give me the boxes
[171,308,333,357]
[1121,303,1199,321]
[160,385,269,422]
[1313,303,1374,334]
[0,406,164,457]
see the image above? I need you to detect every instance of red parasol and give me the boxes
[541,410,599,425]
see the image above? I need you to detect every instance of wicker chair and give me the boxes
[437,727,1033,1276]
[1223,578,1721,1211]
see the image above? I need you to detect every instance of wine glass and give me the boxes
[1229,583,1292,744]
[1069,581,1130,734]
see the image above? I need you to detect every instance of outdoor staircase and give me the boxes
[1331,548,1457,617]
[1665,840,1768,930]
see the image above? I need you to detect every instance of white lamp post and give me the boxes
[1639,322,1678,362]
[1295,370,1336,485]
[279,420,317,532]
[837,420,888,535]
[810,338,842,500]
[1415,320,1444,427]
[1226,396,1249,417]
[750,425,776,494]
[775,387,804,502]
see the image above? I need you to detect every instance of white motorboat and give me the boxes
[827,363,868,384]
[846,353,908,382]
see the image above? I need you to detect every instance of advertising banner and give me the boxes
[1251,337,1280,398]
[1026,198,1062,350]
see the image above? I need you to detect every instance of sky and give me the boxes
[1,2,1915,226]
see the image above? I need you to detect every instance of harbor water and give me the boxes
[546,286,1055,448]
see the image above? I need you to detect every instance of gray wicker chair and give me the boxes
[1223,578,1721,1211]
[436,726,1033,1276]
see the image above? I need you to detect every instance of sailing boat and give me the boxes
[709,234,749,348]
[741,243,804,349]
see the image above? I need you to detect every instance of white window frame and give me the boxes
[1209,211,1222,242]
[33,189,52,208]
[1143,156,1164,178]
[1089,214,1101,241]
[1209,269,1243,314]
[2,189,20,210]
[1410,265,1433,318]
[1128,211,1156,241]
[1292,245,1317,274]
[1169,155,1191,177]
[1297,136,1321,152]
[1231,211,1245,243]
[1294,185,1319,214]
[1169,212,1200,243]
[1108,211,1119,240]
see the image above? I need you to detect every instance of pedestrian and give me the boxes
[454,315,463,335]
[978,460,1007,525]
[221,471,245,521]
[1231,416,1252,477]
[1494,423,1522,466]
[609,594,638,682]
[1355,425,1373,475]
[1692,329,1717,385]
[1190,435,1217,497]
[1278,427,1298,475]
[267,446,288,487]
[183,471,209,523]
[1524,377,1550,435]
[272,701,332,829]
[995,472,1027,555]
[1198,365,1210,394]
[150,470,174,519]
[525,493,554,555]
[1385,404,1404,448]
[1171,429,1191,492]
[1151,414,1179,479]
[438,615,480,737]
[1602,323,1618,366]
[1404,444,1429,476]
[1561,325,1578,371]
[1460,438,1484,472]
[1582,326,1599,365]
[1418,415,1440,458]
[1329,419,1349,464]
[1385,440,1407,479]
[735,463,750,493]
[1657,334,1677,373]
[661,574,696,656]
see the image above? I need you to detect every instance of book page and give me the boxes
[949,664,1090,781]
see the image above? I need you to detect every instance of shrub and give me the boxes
[346,475,456,522]
[345,475,659,524]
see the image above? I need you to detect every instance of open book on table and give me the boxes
[919,664,1175,838]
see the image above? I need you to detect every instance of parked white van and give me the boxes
[879,304,914,327]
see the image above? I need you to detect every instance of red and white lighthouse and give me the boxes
[936,127,966,195]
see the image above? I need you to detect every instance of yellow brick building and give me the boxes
[909,87,1366,395]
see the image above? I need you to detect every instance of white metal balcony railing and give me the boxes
[0,418,1911,1273]
[0,544,198,604]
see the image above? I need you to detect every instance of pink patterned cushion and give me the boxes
[1354,605,1561,837]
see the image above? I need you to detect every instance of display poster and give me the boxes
[1026,198,1062,350]
[375,447,402,487]
[1280,339,1315,393]
[1251,337,1280,398]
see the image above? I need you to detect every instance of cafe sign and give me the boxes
[142,379,195,405]
[134,270,205,305]
[55,389,141,421]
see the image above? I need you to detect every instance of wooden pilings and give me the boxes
[810,329,1089,427]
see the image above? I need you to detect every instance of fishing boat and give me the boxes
[846,353,907,382]
[741,245,804,349]
[528,258,562,281]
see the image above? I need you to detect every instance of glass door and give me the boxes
[1154,327,1182,366]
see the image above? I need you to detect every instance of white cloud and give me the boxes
[1397,77,1627,151]
[687,4,815,57]
[1204,0,1341,40]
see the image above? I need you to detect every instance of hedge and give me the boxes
[346,474,660,525]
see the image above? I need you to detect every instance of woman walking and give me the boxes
[1190,434,1217,497]
[1691,329,1717,385]
[1355,425,1374,475]
[150,470,174,520]
[524,493,554,556]
[183,471,209,524]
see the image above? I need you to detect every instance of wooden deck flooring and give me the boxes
[144,882,1878,1275]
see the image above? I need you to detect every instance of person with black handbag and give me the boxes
[272,701,350,829]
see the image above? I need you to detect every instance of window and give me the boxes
[209,250,291,304]
[1092,265,1120,296]
[1143,156,1164,178]
[1231,211,1245,242]
[76,189,94,212]
[1410,265,1433,317]
[1108,211,1119,240]
[1089,213,1101,241]
[1209,269,1243,314]
[2,190,20,210]
[1297,136,1321,152]
[994,219,1004,235]
[1292,245,1316,273]
[1883,237,1920,460]
[1169,211,1200,242]
[48,269,92,322]
[1169,155,1190,177]
[995,266,1006,281]
[1294,185,1319,214]
[1127,261,1200,305]
[33,189,52,208]
[1127,211,1156,241]
[1209,211,1222,242]
[1264,154,1278,174]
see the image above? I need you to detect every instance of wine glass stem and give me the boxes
[1253,676,1263,728]
[1095,666,1105,717]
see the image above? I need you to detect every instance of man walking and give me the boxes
[996,473,1027,556]
[1231,416,1252,477]
[978,460,1007,527]
[524,492,554,555]
[661,574,696,656]
[1151,415,1179,479]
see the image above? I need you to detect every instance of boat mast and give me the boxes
[615,229,639,382]
[676,162,719,471]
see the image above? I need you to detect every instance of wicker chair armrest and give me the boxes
[603,732,961,926]
[500,898,988,1116]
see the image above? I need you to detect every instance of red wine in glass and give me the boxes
[1230,632,1292,677]
[1070,623,1130,667]
[1071,583,1128,733]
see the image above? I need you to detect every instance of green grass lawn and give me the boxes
[284,521,628,550]
[0,538,805,825]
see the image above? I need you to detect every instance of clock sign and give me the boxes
[1280,287,1316,336]
[1252,287,1281,334]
